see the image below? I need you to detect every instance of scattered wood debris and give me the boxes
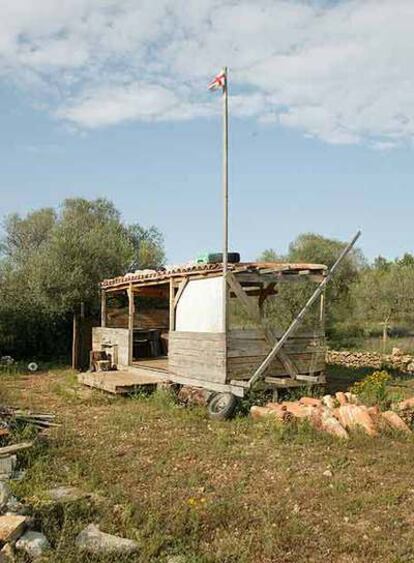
[251,392,414,439]
[0,406,59,557]
[0,515,27,543]
[0,442,33,458]
[0,408,59,430]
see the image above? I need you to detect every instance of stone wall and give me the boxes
[326,349,414,374]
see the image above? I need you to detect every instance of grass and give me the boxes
[4,366,414,562]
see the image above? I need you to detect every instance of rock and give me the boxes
[345,392,359,405]
[177,386,209,406]
[381,411,412,433]
[396,397,414,411]
[0,483,11,513]
[319,410,349,440]
[75,523,139,556]
[15,531,50,560]
[335,404,378,437]
[0,457,16,481]
[0,544,15,563]
[322,395,336,409]
[367,405,379,416]
[0,515,27,543]
[322,469,333,478]
[5,496,27,516]
[299,397,322,407]
[281,401,316,418]
[250,405,286,421]
[335,392,348,406]
[392,347,403,356]
[45,486,91,504]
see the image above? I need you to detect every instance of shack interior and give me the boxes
[92,261,327,392]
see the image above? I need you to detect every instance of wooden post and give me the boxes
[222,66,229,332]
[319,288,326,332]
[101,290,107,328]
[169,277,175,331]
[72,308,78,370]
[127,284,134,365]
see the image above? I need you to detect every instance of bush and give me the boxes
[351,370,391,407]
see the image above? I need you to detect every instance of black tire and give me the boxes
[207,392,238,420]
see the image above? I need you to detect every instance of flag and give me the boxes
[208,69,226,91]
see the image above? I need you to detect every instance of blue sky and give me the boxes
[1,0,414,264]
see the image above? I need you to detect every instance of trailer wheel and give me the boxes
[207,392,238,420]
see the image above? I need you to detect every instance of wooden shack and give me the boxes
[86,261,327,405]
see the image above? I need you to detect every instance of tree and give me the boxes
[127,224,166,270]
[286,233,365,335]
[0,208,56,258]
[0,197,166,358]
[259,248,282,262]
[352,263,414,352]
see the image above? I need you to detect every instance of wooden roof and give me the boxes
[101,262,327,291]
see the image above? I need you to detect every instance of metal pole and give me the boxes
[248,230,362,388]
[222,67,229,331]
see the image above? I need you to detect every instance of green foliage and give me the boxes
[259,248,282,262]
[351,370,391,407]
[0,198,165,358]
[287,233,365,332]
[259,235,414,350]
[351,261,414,345]
[259,233,365,338]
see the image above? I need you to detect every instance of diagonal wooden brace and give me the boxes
[247,230,362,389]
[226,272,299,379]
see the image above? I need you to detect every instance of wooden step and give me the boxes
[78,370,167,394]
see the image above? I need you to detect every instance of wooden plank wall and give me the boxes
[227,329,326,381]
[107,307,169,330]
[92,327,130,367]
[169,332,227,384]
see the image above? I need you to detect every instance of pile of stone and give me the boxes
[327,347,414,374]
[0,461,51,561]
[251,392,414,439]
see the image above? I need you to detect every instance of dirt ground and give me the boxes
[4,367,414,563]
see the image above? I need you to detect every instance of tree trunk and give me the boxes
[382,319,389,355]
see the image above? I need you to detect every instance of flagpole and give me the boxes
[222,66,228,332]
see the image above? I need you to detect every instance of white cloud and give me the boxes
[1,0,414,147]
[57,83,180,127]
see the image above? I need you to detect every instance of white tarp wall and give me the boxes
[175,277,223,332]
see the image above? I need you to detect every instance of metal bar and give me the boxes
[248,230,362,388]
[222,66,229,332]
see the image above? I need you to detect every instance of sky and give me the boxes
[1,0,414,264]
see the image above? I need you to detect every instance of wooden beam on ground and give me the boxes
[0,442,33,457]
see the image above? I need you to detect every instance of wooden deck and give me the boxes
[78,369,168,394]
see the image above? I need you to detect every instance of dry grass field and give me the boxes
[3,367,414,562]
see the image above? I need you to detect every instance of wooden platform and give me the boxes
[78,369,168,394]
[132,358,168,372]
